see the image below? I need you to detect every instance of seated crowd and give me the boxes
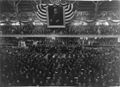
[1,23,120,35]
[1,38,120,87]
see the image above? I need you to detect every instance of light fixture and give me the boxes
[73,22,80,26]
[109,0,112,2]
[0,23,5,26]
[11,22,20,26]
[33,22,44,26]
[118,38,120,42]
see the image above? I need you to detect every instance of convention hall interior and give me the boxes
[0,0,120,87]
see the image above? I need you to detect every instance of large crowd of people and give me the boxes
[0,22,34,34]
[1,37,120,87]
[0,2,120,87]
[1,23,120,35]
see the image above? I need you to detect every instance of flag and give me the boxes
[36,3,74,24]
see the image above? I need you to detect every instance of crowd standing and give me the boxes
[1,38,120,87]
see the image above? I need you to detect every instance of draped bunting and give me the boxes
[36,3,74,24]
[36,4,47,23]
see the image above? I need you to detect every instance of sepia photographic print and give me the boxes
[0,0,120,87]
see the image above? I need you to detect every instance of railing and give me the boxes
[0,34,120,38]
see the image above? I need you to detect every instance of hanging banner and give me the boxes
[47,5,65,28]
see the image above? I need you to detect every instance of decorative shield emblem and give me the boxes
[49,0,61,4]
